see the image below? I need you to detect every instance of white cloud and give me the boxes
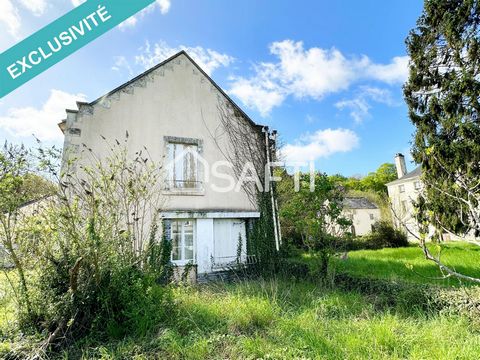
[119,16,138,28]
[0,0,21,38]
[134,41,234,75]
[335,86,396,123]
[157,0,171,14]
[119,0,171,29]
[229,40,409,116]
[0,90,86,142]
[335,97,370,124]
[18,0,47,16]
[282,128,360,163]
[71,0,85,6]
[0,0,49,39]
[359,86,396,105]
[112,56,134,76]
[366,56,410,84]
[222,78,284,115]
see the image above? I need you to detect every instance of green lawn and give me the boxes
[333,242,480,286]
[1,243,480,359]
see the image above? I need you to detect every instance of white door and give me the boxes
[213,219,246,266]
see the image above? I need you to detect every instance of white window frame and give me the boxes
[399,184,405,193]
[414,181,421,190]
[170,219,196,266]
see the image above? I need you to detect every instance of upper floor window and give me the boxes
[414,181,421,190]
[399,184,405,193]
[165,137,203,191]
[369,213,375,220]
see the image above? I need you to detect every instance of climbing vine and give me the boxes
[205,98,280,274]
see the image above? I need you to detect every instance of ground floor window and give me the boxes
[171,219,195,262]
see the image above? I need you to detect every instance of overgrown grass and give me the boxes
[332,242,480,286]
[56,280,480,359]
[2,242,480,358]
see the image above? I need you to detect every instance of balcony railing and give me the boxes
[166,179,203,190]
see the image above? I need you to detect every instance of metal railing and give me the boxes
[166,179,203,190]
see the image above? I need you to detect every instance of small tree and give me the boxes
[0,143,55,318]
[278,172,351,281]
[0,143,34,316]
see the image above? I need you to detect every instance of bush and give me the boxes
[278,258,310,279]
[367,220,409,248]
[279,257,480,323]
[2,140,176,355]
[30,238,174,343]
[334,273,480,322]
[333,221,409,251]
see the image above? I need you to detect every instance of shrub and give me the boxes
[29,222,175,342]
[334,273,480,322]
[334,221,409,251]
[2,139,175,355]
[366,221,409,248]
[279,259,480,323]
[278,258,310,279]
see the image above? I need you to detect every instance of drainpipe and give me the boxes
[270,130,282,247]
[263,126,280,251]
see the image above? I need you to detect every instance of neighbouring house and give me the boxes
[386,153,423,241]
[58,51,280,281]
[387,153,478,242]
[342,197,381,236]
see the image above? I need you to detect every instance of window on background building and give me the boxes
[399,184,405,193]
[414,181,421,190]
[369,213,374,220]
[401,200,408,213]
[171,220,194,262]
[167,142,199,189]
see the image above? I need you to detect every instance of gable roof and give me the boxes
[386,166,422,186]
[59,51,265,132]
[342,197,378,209]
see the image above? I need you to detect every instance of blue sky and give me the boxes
[0,0,424,176]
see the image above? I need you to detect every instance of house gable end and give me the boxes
[60,51,264,133]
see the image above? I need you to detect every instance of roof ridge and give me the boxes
[386,166,422,186]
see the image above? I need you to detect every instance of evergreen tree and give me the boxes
[404,0,480,236]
